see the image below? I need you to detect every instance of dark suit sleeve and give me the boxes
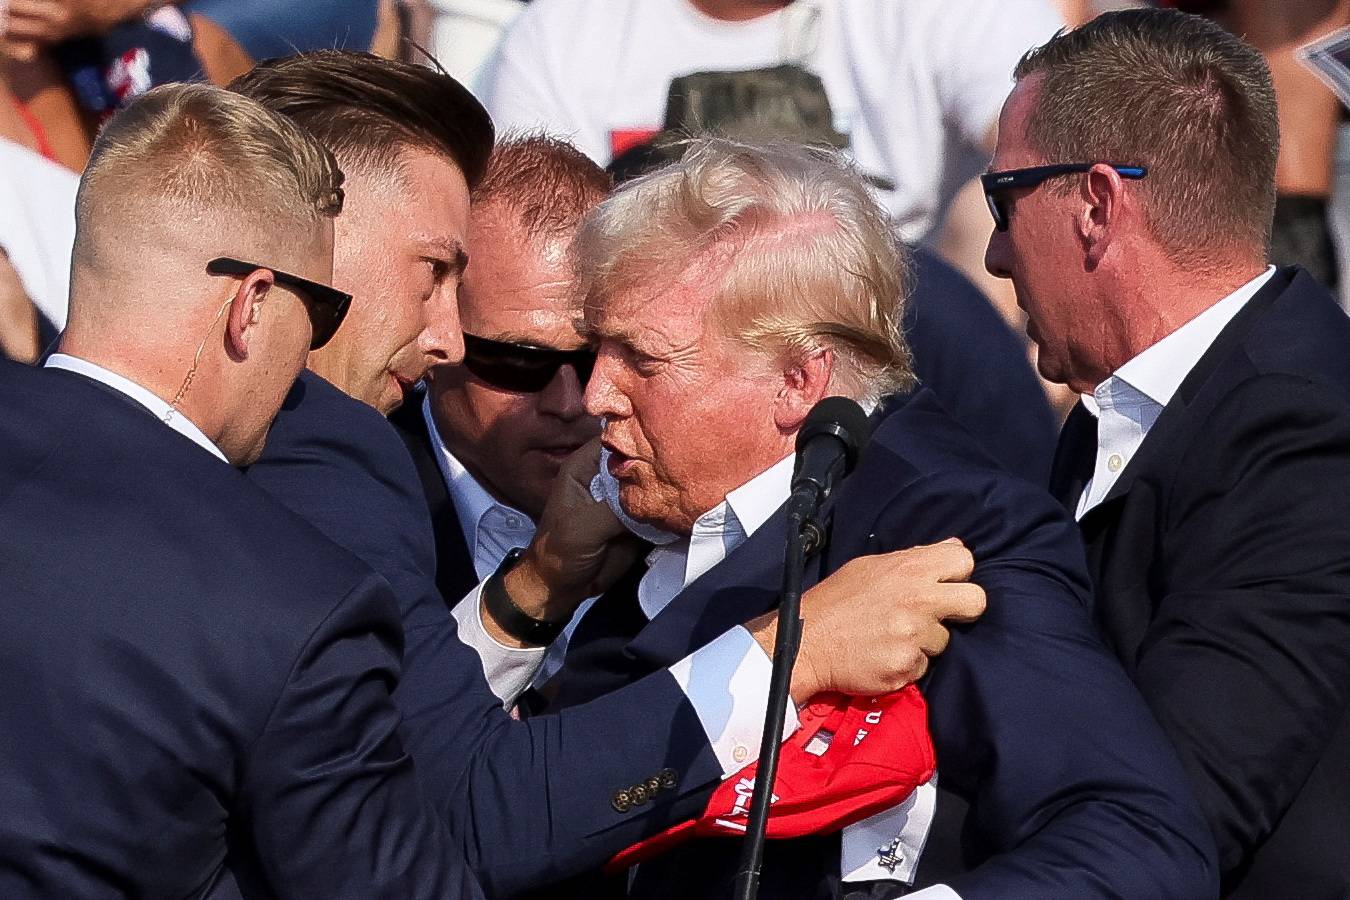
[896,472,1218,899]
[1142,375,1350,881]
[399,614,723,897]
[235,574,484,900]
[248,396,725,897]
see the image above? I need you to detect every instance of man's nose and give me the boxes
[984,229,1012,280]
[583,346,631,420]
[539,362,588,421]
[418,297,465,366]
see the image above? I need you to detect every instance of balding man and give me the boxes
[0,84,478,898]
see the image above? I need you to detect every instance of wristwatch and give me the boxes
[482,547,570,645]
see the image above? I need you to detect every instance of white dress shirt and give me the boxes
[44,353,227,462]
[1077,266,1277,519]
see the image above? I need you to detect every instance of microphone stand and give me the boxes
[732,491,824,900]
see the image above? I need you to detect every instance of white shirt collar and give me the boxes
[640,454,795,620]
[44,353,228,462]
[1085,265,1277,411]
[422,393,534,575]
[1074,266,1276,519]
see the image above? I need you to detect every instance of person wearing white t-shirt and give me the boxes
[477,0,1064,243]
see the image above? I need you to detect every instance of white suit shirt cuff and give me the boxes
[452,581,546,707]
[668,625,800,775]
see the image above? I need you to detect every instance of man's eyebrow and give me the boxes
[412,236,469,274]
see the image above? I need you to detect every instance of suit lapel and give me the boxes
[388,394,479,605]
[624,499,834,669]
[1049,403,1097,514]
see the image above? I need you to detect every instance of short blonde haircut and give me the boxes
[577,138,914,404]
[74,82,344,267]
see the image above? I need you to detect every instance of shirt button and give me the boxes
[1107,453,1124,473]
[733,745,749,764]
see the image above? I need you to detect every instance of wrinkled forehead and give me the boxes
[582,236,735,332]
[581,262,723,347]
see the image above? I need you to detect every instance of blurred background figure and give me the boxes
[477,0,1063,244]
[0,0,401,174]
[0,0,403,353]
[1161,0,1350,295]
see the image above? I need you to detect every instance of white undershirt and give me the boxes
[44,353,227,463]
[1076,267,1276,519]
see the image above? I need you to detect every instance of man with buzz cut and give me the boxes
[0,83,479,899]
[234,52,989,897]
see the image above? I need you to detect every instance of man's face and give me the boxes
[583,266,794,535]
[984,75,1100,392]
[311,148,471,414]
[424,201,598,519]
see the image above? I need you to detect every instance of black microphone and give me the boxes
[789,396,872,518]
[732,395,872,900]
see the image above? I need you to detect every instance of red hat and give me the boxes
[606,685,935,873]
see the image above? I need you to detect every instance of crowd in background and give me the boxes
[5,0,1350,420]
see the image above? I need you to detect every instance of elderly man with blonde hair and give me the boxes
[0,83,482,898]
[515,138,1217,899]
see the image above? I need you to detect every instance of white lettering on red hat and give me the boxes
[728,776,779,820]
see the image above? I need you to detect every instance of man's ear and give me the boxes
[774,346,834,432]
[225,269,274,361]
[1080,163,1125,269]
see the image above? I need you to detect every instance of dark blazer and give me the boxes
[0,360,478,899]
[534,388,1217,900]
[1050,267,1350,898]
[391,247,1058,613]
[247,371,727,898]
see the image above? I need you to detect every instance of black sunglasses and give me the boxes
[461,332,596,393]
[206,257,353,350]
[981,163,1148,232]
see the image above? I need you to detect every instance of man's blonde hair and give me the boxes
[577,138,914,404]
[74,82,344,268]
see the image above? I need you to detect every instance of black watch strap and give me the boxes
[482,547,569,646]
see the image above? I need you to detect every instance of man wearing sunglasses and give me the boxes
[1,83,482,897]
[234,55,981,898]
[390,136,605,619]
[984,10,1350,897]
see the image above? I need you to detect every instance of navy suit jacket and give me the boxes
[1051,268,1350,898]
[536,389,1217,899]
[247,371,727,897]
[0,360,478,899]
